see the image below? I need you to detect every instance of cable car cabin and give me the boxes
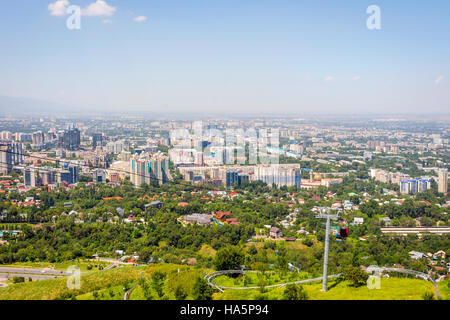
[334,224,349,243]
[339,226,349,238]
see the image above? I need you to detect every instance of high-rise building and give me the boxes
[105,140,129,154]
[159,137,171,146]
[17,133,32,143]
[0,141,24,175]
[40,167,56,185]
[254,164,301,188]
[438,169,448,194]
[0,145,13,175]
[92,133,103,149]
[58,163,79,185]
[130,152,171,187]
[238,173,249,187]
[24,167,34,187]
[24,166,56,187]
[63,124,81,151]
[226,170,239,189]
[92,169,107,183]
[150,152,171,184]
[400,179,431,194]
[32,131,45,148]
[0,131,12,140]
[131,156,149,187]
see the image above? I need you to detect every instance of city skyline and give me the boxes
[0,0,449,115]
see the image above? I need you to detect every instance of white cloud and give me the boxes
[324,76,333,82]
[48,0,70,17]
[133,16,147,23]
[435,75,444,85]
[82,0,116,17]
[102,19,113,24]
[352,75,361,81]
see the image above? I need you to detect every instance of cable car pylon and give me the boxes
[315,207,339,292]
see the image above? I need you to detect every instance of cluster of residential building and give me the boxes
[175,164,301,189]
[370,168,432,194]
[367,140,400,153]
[30,124,81,150]
[408,250,450,276]
[129,152,172,187]
[22,163,79,188]
[370,167,448,195]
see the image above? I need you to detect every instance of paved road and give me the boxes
[124,284,139,300]
[204,270,342,292]
[93,258,134,266]
[0,273,62,281]
[0,267,72,276]
[205,267,441,299]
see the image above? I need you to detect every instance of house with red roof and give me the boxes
[103,196,123,201]
[269,227,283,239]
[215,211,231,221]
[178,202,189,207]
[225,218,240,225]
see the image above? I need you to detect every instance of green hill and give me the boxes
[0,263,448,300]
[215,277,449,300]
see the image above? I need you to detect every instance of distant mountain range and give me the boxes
[0,95,81,116]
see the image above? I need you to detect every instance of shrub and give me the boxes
[12,276,25,284]
[174,285,187,300]
[192,276,213,300]
[422,291,435,300]
[343,266,369,287]
[151,271,167,298]
[282,284,309,300]
[213,246,245,271]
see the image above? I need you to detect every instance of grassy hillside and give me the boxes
[0,263,448,300]
[215,277,449,300]
[0,264,192,300]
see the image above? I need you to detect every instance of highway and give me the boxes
[0,273,62,281]
[0,267,72,276]
[0,266,73,285]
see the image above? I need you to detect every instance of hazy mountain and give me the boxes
[0,95,81,116]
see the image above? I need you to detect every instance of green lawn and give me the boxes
[215,277,448,300]
[77,284,126,300]
[212,272,311,288]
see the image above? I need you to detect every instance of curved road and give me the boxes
[204,270,342,293]
[124,284,139,300]
[205,267,441,299]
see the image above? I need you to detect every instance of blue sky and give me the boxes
[0,0,449,114]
